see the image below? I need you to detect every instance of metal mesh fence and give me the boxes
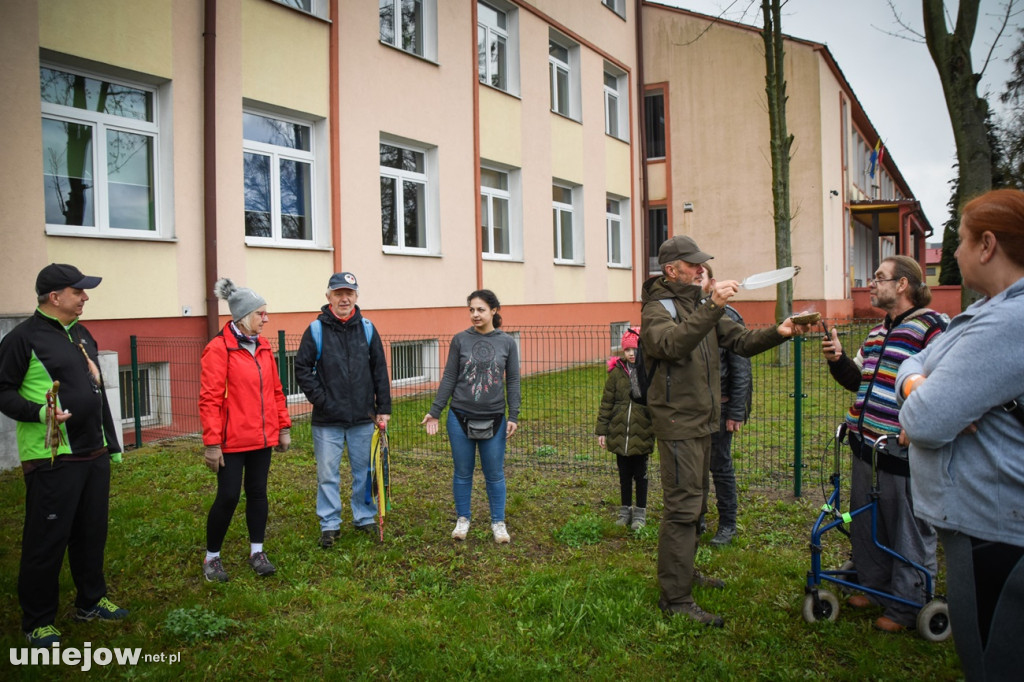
[125,318,878,494]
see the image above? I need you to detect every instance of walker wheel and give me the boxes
[917,600,952,642]
[802,590,839,623]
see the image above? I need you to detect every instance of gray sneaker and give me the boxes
[203,556,229,583]
[248,551,276,577]
[660,599,724,627]
[710,526,737,546]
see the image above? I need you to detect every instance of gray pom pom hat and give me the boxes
[214,278,266,322]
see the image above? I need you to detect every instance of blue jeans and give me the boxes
[313,423,376,530]
[447,411,507,523]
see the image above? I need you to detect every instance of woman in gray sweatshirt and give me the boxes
[421,290,521,544]
[897,189,1024,680]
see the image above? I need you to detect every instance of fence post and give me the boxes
[793,337,803,497]
[277,330,288,390]
[130,335,142,448]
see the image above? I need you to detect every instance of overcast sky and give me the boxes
[654,0,1021,243]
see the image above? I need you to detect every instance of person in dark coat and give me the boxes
[596,327,655,530]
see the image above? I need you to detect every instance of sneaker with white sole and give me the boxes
[203,556,229,582]
[248,551,276,577]
[452,516,470,540]
[492,521,510,544]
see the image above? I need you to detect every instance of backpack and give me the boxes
[309,317,374,376]
[629,299,677,405]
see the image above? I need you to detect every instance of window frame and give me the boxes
[606,194,630,268]
[379,0,438,61]
[480,162,523,261]
[41,62,171,239]
[242,108,322,248]
[609,321,630,351]
[603,62,628,141]
[390,338,440,387]
[548,31,581,121]
[478,1,520,95]
[118,362,170,429]
[602,0,626,19]
[552,181,583,265]
[379,135,440,256]
[644,90,666,159]
[647,205,668,274]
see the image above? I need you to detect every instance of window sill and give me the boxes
[479,82,522,100]
[606,132,630,144]
[45,228,177,243]
[607,263,632,270]
[378,40,439,66]
[550,110,582,125]
[381,247,443,258]
[553,260,586,267]
[244,240,334,252]
[264,0,331,24]
[482,254,524,263]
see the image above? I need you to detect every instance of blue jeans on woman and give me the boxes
[313,422,376,530]
[447,411,507,522]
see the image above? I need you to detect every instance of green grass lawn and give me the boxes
[0,434,961,680]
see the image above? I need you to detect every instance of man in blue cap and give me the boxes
[0,264,127,648]
[294,272,392,547]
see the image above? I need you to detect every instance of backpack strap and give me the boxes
[310,318,374,376]
[659,298,678,320]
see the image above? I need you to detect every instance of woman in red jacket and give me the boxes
[199,279,291,582]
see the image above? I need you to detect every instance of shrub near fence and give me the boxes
[124,320,879,494]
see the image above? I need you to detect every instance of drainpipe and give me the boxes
[635,0,649,291]
[329,0,342,273]
[203,0,219,340]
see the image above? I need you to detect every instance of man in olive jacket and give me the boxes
[641,236,808,626]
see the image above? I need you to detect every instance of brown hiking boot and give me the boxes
[659,598,724,627]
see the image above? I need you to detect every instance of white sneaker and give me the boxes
[492,521,510,544]
[452,516,470,540]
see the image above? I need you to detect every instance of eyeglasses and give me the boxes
[256,311,269,319]
[868,276,898,286]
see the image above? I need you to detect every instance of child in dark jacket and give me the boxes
[595,328,655,530]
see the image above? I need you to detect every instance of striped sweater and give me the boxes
[829,307,947,445]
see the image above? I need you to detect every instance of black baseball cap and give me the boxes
[35,263,102,295]
[328,272,359,291]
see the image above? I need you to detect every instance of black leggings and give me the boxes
[206,447,272,553]
[616,454,649,507]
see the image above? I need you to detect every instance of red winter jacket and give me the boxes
[199,323,291,453]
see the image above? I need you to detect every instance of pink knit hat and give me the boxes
[620,327,640,350]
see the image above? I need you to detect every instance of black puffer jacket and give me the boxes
[294,305,391,427]
[595,357,655,457]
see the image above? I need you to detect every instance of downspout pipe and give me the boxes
[203,0,219,340]
[635,0,649,288]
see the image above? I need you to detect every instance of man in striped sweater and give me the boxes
[821,255,947,633]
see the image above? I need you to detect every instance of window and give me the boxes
[647,206,668,273]
[549,32,580,119]
[604,63,628,140]
[271,0,327,18]
[602,0,626,18]
[380,0,437,60]
[481,166,510,257]
[645,91,665,158]
[606,195,630,267]
[243,111,317,245]
[41,65,167,237]
[553,182,583,264]
[380,137,438,254]
[391,339,439,386]
[610,321,630,351]
[478,2,507,91]
[279,352,307,402]
[118,363,169,428]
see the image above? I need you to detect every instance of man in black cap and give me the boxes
[294,272,391,547]
[0,264,127,648]
[640,236,809,626]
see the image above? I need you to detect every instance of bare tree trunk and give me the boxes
[763,0,793,324]
[922,0,991,307]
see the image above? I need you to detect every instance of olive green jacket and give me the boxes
[639,276,786,440]
[595,358,655,457]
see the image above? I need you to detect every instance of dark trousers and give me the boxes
[20,455,110,631]
[708,415,738,528]
[941,529,1024,681]
[205,448,272,553]
[615,453,649,507]
[657,436,711,605]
